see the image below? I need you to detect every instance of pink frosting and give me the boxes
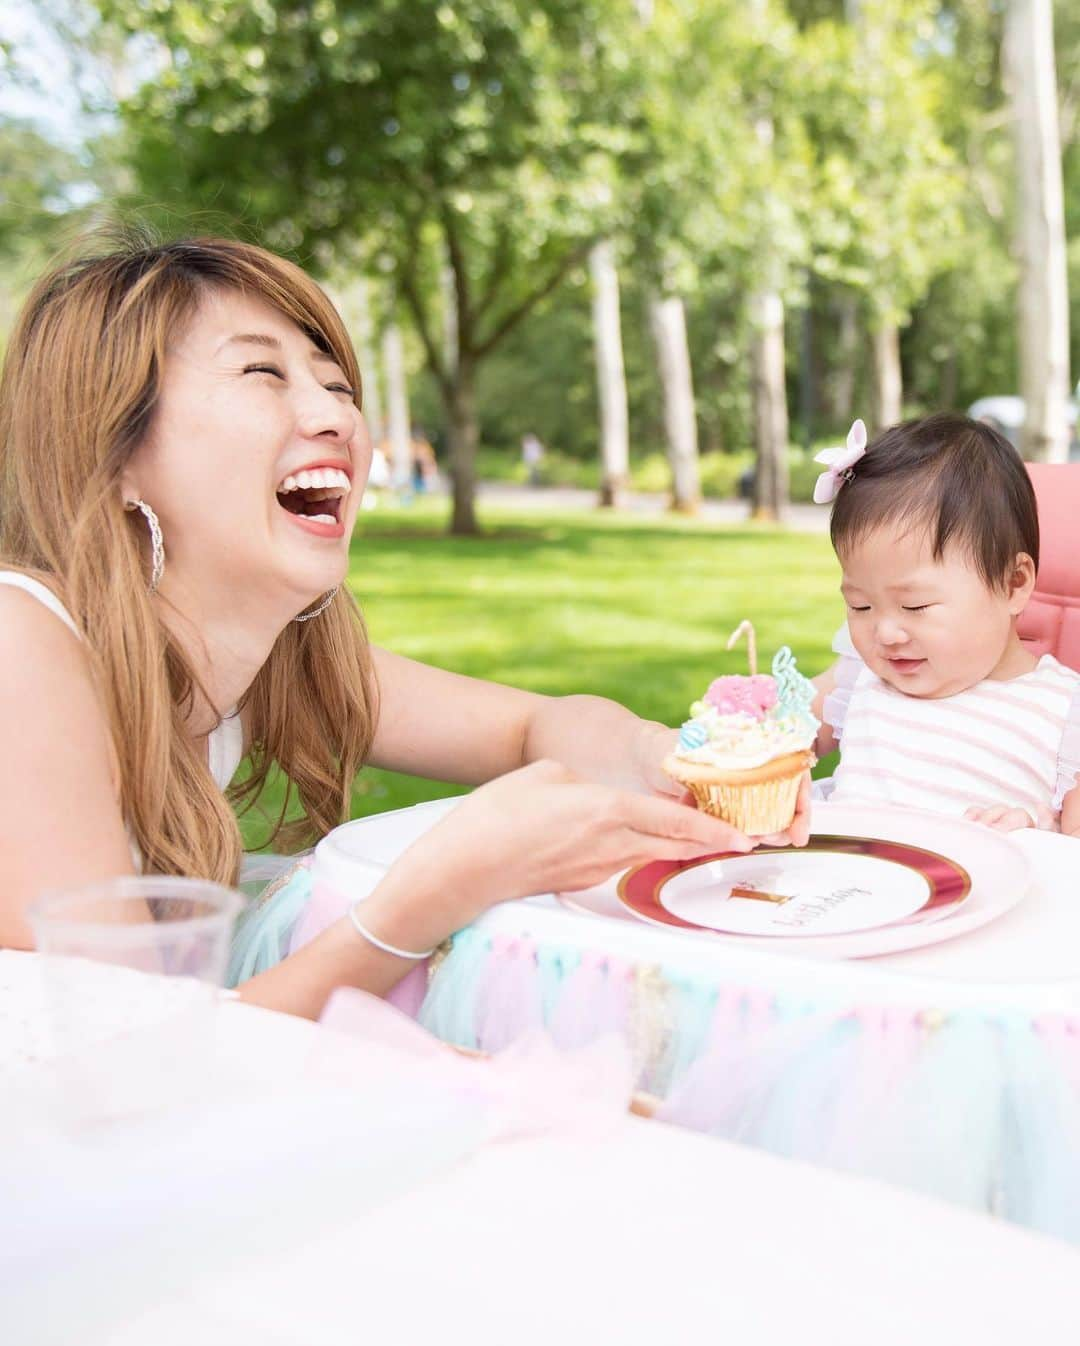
[703,674,777,720]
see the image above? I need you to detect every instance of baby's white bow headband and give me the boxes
[813,419,868,505]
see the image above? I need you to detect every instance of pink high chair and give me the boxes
[1018,463,1080,673]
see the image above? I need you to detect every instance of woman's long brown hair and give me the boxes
[0,230,378,882]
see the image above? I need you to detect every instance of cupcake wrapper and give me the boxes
[684,769,803,835]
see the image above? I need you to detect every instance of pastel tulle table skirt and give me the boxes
[229,848,1080,1245]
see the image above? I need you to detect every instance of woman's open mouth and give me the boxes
[276,466,350,538]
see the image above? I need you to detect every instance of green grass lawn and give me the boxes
[239,498,844,849]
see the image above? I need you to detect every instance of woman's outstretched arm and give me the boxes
[368,646,678,795]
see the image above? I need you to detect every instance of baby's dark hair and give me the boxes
[829,413,1039,588]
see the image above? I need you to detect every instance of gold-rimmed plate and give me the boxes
[557,802,1032,960]
[618,833,970,938]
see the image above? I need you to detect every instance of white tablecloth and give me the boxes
[3,949,1079,1345]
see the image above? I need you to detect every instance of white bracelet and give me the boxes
[347,903,435,960]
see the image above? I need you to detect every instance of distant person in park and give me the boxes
[522,431,545,487]
[811,415,1080,836]
[359,437,389,512]
[0,231,809,1019]
[367,441,390,492]
[410,426,437,494]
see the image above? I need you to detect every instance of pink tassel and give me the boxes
[1034,1015,1080,1098]
[473,935,544,1052]
[704,985,744,1051]
[288,880,351,953]
[741,986,777,1037]
[822,1006,924,1171]
[659,988,806,1134]
[385,965,430,1017]
[549,950,633,1051]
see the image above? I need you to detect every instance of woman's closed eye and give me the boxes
[901,604,933,612]
[847,604,871,612]
[243,362,286,381]
[244,363,354,397]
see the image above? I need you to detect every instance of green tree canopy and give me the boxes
[103,0,642,530]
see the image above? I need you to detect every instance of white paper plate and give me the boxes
[557,802,1032,961]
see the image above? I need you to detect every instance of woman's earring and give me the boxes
[294,587,339,623]
[125,499,165,593]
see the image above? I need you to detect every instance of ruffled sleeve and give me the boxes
[1053,680,1080,810]
[822,624,865,742]
[831,622,858,658]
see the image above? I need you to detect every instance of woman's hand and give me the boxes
[365,759,769,941]
[631,722,812,850]
[626,721,685,797]
[760,770,812,849]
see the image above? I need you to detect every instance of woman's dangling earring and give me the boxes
[294,586,340,623]
[125,499,165,593]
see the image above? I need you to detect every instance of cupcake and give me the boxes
[664,646,818,835]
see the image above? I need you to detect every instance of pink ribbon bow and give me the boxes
[813,419,868,504]
[320,986,634,1141]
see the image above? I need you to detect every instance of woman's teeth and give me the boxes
[277,467,351,493]
[276,467,350,523]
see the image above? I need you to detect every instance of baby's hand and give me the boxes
[964,803,1059,833]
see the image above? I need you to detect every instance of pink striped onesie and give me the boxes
[822,626,1080,819]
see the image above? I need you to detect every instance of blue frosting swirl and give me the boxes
[678,720,709,751]
[771,645,819,733]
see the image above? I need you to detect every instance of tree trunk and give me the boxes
[797,284,816,450]
[1004,0,1071,463]
[833,294,858,424]
[334,277,384,445]
[870,319,902,430]
[747,82,789,521]
[589,240,630,508]
[441,261,459,376]
[749,289,790,521]
[649,292,701,512]
[381,320,412,491]
[445,359,479,535]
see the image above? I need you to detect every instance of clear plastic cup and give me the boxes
[29,877,243,1128]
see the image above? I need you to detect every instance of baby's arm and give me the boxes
[812,663,840,759]
[1060,779,1080,838]
[965,803,1055,833]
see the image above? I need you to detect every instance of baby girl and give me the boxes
[810,413,1080,836]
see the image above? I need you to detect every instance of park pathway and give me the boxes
[473,481,829,533]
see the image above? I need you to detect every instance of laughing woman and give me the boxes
[0,233,808,1018]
